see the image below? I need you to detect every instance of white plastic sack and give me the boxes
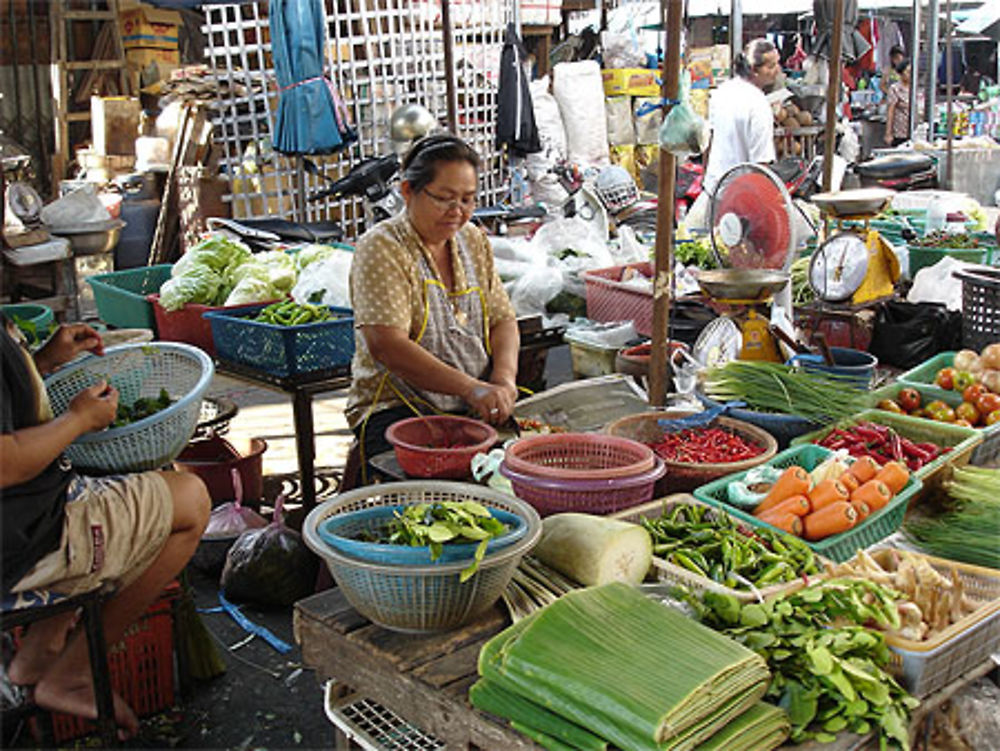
[41,185,111,228]
[634,97,663,145]
[531,216,615,298]
[506,264,564,318]
[553,61,610,167]
[605,96,636,146]
[290,247,353,308]
[529,75,567,161]
[906,256,976,311]
[601,30,646,69]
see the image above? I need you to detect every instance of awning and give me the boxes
[956,0,1000,37]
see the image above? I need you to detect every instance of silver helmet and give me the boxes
[389,104,438,155]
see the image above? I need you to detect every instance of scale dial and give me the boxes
[809,232,870,302]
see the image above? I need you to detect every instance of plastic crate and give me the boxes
[86,265,172,330]
[791,409,981,498]
[907,242,997,276]
[50,582,179,741]
[896,351,959,404]
[611,497,825,603]
[692,444,922,563]
[867,383,1000,468]
[581,261,654,337]
[203,303,354,377]
[564,332,619,379]
[954,266,1000,350]
[149,293,271,357]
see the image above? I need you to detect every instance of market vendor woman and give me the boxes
[346,133,520,460]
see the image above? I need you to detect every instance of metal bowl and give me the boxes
[810,188,894,217]
[50,219,125,256]
[695,269,790,300]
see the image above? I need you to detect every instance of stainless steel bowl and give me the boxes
[695,269,790,300]
[810,189,894,218]
[50,219,126,256]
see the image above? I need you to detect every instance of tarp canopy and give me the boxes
[956,0,1000,38]
[686,0,987,14]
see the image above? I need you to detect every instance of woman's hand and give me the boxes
[34,323,104,375]
[884,130,894,145]
[68,381,119,433]
[465,380,517,425]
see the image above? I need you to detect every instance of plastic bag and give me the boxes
[204,471,268,539]
[658,72,709,159]
[290,247,353,308]
[868,300,962,370]
[506,265,564,318]
[601,30,646,69]
[220,494,319,608]
[531,217,615,298]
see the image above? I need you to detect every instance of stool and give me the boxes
[1,584,119,747]
[2,237,75,320]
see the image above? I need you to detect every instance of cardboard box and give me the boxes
[119,3,181,50]
[602,68,660,98]
[91,96,140,156]
[127,47,180,90]
[521,0,563,26]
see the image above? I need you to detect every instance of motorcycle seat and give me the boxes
[226,218,344,243]
[855,152,935,179]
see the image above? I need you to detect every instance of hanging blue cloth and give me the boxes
[269,0,356,155]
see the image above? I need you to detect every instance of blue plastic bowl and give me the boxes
[316,505,527,565]
[787,347,877,390]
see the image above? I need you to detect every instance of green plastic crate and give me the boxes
[692,444,922,563]
[86,265,173,331]
[790,409,981,496]
[867,382,1000,468]
[907,243,997,276]
[896,351,958,403]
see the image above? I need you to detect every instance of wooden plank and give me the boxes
[294,587,369,637]
[410,640,484,689]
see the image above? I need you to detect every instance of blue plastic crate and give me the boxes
[692,444,922,563]
[203,303,354,377]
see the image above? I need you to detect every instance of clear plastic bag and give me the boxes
[290,247,353,307]
[203,470,268,539]
[658,72,709,159]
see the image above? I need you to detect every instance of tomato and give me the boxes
[897,387,921,412]
[910,408,928,419]
[987,409,1000,426]
[934,405,957,422]
[976,392,1000,415]
[963,383,988,405]
[954,418,974,428]
[877,399,904,414]
[956,401,980,425]
[953,370,976,391]
[935,367,956,390]
[925,400,949,414]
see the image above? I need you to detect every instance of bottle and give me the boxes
[925,199,946,236]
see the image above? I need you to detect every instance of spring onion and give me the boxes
[702,361,868,423]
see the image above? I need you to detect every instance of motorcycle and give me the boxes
[850,151,937,191]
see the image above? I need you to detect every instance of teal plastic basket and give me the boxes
[0,303,54,343]
[44,342,214,472]
[86,265,173,330]
[203,303,355,377]
[692,444,922,563]
[896,351,958,404]
[907,241,997,276]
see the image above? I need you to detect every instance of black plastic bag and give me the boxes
[868,301,962,370]
[220,495,319,608]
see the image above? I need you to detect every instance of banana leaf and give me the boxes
[699,702,790,751]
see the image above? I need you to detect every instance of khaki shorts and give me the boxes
[12,472,174,597]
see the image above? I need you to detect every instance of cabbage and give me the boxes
[224,275,274,306]
[293,243,338,271]
[159,267,223,311]
[255,251,297,293]
[186,233,252,272]
[225,261,270,288]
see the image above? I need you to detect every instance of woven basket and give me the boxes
[503,432,655,480]
[605,411,778,494]
[44,342,214,472]
[303,482,541,633]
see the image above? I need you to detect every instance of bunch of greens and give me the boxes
[909,231,983,249]
[10,315,57,348]
[904,465,1000,569]
[673,235,718,269]
[702,361,869,423]
[382,501,509,581]
[678,578,918,748]
[112,388,172,428]
[790,256,815,305]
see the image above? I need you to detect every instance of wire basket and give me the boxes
[604,411,778,493]
[44,342,214,472]
[303,482,541,633]
[954,267,1000,350]
[503,432,655,480]
[500,457,666,517]
[693,445,922,563]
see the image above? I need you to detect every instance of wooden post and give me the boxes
[945,0,954,189]
[822,0,846,192]
[649,0,683,407]
[441,0,459,133]
[925,0,940,126]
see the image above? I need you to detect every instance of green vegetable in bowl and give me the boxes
[909,231,982,249]
[112,388,172,428]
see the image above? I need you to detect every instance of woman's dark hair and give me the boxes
[894,58,911,75]
[733,38,777,79]
[400,133,480,192]
[889,45,905,59]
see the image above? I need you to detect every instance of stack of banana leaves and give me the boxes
[470,583,790,751]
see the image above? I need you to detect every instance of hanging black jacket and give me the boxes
[496,23,541,156]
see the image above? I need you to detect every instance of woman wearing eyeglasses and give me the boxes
[346,133,520,461]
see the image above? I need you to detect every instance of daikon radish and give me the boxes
[533,513,652,586]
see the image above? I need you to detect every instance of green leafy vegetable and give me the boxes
[111,388,172,428]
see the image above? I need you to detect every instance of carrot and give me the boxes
[839,472,860,493]
[850,499,871,521]
[756,510,804,537]
[754,466,811,514]
[874,461,910,495]
[851,480,893,512]
[847,456,880,484]
[756,494,810,518]
[807,479,850,512]
[802,501,858,541]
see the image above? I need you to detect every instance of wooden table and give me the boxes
[296,588,996,751]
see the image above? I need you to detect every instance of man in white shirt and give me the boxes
[685,39,781,230]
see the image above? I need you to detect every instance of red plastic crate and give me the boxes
[49,582,180,742]
[147,294,273,357]
[581,262,654,336]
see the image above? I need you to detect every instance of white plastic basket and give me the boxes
[45,342,214,472]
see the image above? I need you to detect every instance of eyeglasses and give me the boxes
[421,188,476,213]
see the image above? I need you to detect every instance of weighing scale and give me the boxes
[807,188,900,304]
[693,164,798,364]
